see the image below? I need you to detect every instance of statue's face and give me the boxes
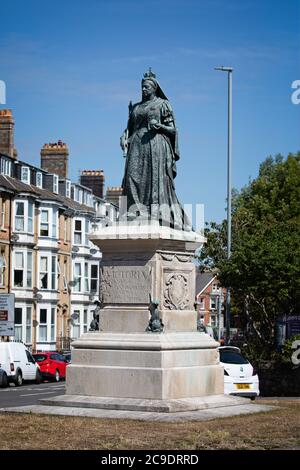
[142,80,156,100]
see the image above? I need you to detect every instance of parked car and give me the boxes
[33,352,68,382]
[0,367,8,388]
[0,342,41,386]
[62,352,72,363]
[218,346,260,400]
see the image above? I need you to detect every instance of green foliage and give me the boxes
[198,152,300,361]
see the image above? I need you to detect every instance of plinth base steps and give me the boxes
[40,394,249,413]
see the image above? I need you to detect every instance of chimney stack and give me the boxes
[40,140,69,178]
[105,186,123,208]
[0,109,16,158]
[80,170,105,199]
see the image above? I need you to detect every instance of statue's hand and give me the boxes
[149,119,162,131]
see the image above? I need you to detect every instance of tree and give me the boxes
[198,153,300,361]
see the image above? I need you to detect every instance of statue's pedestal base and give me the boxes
[64,224,226,412]
[41,393,249,413]
[66,332,224,403]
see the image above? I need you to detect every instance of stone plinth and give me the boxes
[65,223,225,410]
[67,332,224,400]
[92,223,205,333]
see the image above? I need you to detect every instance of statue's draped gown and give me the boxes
[122,96,191,230]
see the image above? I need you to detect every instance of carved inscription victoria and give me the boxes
[101,266,151,304]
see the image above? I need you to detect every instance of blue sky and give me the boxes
[1,0,299,223]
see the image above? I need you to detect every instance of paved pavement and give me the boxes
[0,384,282,422]
[0,381,65,408]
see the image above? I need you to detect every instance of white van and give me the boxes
[0,342,41,387]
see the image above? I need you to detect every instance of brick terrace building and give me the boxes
[195,271,226,330]
[0,110,117,352]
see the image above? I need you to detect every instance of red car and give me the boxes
[32,352,68,382]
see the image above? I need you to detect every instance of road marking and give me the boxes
[19,391,62,397]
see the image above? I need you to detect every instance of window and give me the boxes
[40,256,48,289]
[38,307,56,344]
[36,172,43,188]
[74,220,82,244]
[14,308,22,341]
[51,255,57,290]
[51,308,55,341]
[28,201,33,233]
[21,166,30,184]
[26,307,32,344]
[74,263,82,292]
[13,251,32,288]
[0,199,5,228]
[198,297,205,310]
[39,308,47,342]
[90,264,98,293]
[14,252,24,287]
[0,251,6,287]
[84,263,89,292]
[83,309,88,333]
[212,283,220,293]
[53,175,59,194]
[40,210,49,236]
[27,252,32,288]
[210,297,217,310]
[66,180,71,198]
[52,209,57,238]
[1,158,11,176]
[15,202,25,231]
[85,219,89,246]
[14,200,34,234]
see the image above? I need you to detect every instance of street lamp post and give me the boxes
[215,66,233,345]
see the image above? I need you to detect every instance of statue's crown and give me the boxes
[143,67,156,79]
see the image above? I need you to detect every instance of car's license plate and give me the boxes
[236,383,250,390]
